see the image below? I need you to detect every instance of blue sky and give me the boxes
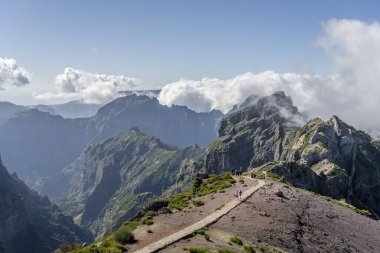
[1,0,380,105]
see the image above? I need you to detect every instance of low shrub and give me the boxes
[336,202,371,216]
[113,226,134,244]
[169,173,235,211]
[229,236,243,246]
[266,172,281,181]
[168,193,192,211]
[142,217,154,225]
[195,173,236,197]
[187,248,212,253]
[195,227,207,235]
[218,249,238,253]
[242,243,255,253]
[144,210,155,217]
[192,199,205,207]
[320,195,332,201]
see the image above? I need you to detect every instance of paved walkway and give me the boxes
[131,178,266,253]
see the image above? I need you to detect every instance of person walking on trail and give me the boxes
[239,190,243,200]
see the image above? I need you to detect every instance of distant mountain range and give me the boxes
[55,91,380,240]
[0,100,101,123]
[0,94,221,198]
[1,90,379,252]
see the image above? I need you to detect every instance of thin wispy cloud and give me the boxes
[0,57,31,89]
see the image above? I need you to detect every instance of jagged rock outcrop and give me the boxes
[277,116,380,215]
[204,91,302,173]
[204,91,380,217]
[59,128,204,238]
[0,155,92,253]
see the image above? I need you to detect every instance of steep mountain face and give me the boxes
[204,91,302,173]
[59,129,203,238]
[89,95,222,147]
[0,109,92,185]
[0,95,220,197]
[204,91,380,216]
[273,116,380,216]
[0,155,92,253]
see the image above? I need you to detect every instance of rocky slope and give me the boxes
[204,91,303,173]
[0,94,221,198]
[59,128,204,238]
[161,181,380,253]
[204,91,380,217]
[0,154,92,253]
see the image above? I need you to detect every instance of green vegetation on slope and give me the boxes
[169,172,236,211]
[336,202,371,216]
[60,128,204,238]
[67,221,139,253]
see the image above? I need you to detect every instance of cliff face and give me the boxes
[275,116,380,216]
[204,91,301,173]
[204,91,380,217]
[59,128,204,238]
[0,155,92,253]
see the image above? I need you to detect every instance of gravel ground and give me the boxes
[128,177,257,252]
[161,182,380,253]
[129,180,380,253]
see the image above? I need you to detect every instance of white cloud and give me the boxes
[158,19,380,137]
[158,72,333,114]
[35,68,140,104]
[0,57,30,89]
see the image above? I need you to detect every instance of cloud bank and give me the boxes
[158,19,380,137]
[35,68,140,104]
[0,57,30,89]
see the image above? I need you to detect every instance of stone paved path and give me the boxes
[131,178,266,253]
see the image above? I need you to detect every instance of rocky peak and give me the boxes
[59,130,203,238]
[204,97,380,216]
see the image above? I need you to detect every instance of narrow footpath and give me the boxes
[131,178,266,253]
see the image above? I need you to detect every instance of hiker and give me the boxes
[239,190,243,200]
[236,190,239,199]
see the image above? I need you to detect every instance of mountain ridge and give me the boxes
[0,94,221,198]
[59,128,204,238]
[203,92,380,217]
